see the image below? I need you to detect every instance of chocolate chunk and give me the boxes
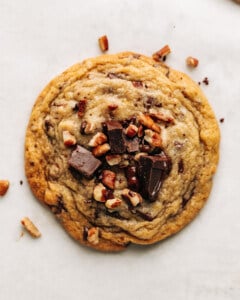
[106,121,126,154]
[138,154,171,201]
[125,136,139,153]
[68,145,101,178]
[125,166,139,191]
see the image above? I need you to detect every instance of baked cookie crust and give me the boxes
[25,52,220,251]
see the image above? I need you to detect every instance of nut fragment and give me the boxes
[88,132,107,147]
[98,35,109,52]
[152,45,171,62]
[186,56,199,68]
[102,170,116,189]
[125,124,138,138]
[0,180,9,196]
[106,154,121,166]
[149,112,174,123]
[93,183,107,202]
[144,129,162,147]
[62,130,77,146]
[87,227,99,245]
[78,99,87,117]
[105,198,122,209]
[138,113,161,133]
[21,217,41,238]
[121,189,142,207]
[92,143,110,157]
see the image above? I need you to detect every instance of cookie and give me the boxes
[25,52,220,251]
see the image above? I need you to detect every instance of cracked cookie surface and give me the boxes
[25,52,220,251]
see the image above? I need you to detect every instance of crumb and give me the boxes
[21,217,41,238]
[0,180,10,196]
[220,118,224,123]
[20,180,23,185]
[202,77,209,85]
[198,82,201,85]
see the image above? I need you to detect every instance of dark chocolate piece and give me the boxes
[125,166,139,191]
[68,145,101,178]
[138,154,171,201]
[106,121,126,154]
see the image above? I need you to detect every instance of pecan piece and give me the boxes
[93,183,107,202]
[98,35,109,52]
[62,130,76,146]
[105,198,122,209]
[21,217,41,238]
[87,227,99,245]
[102,170,116,189]
[0,180,9,196]
[121,189,142,207]
[138,113,161,133]
[186,56,199,68]
[88,132,107,147]
[144,129,162,147]
[125,124,138,138]
[92,143,110,157]
[152,45,171,62]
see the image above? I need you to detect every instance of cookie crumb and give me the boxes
[220,118,224,123]
[21,217,41,238]
[198,81,201,85]
[0,180,10,196]
[20,180,23,185]
[202,77,209,85]
[98,35,109,52]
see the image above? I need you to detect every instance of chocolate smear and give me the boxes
[106,121,126,154]
[138,153,171,201]
[68,145,101,178]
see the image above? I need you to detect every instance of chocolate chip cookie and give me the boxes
[25,52,220,251]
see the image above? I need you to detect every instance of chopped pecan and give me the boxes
[106,154,121,166]
[87,227,99,245]
[138,113,161,133]
[21,217,41,238]
[121,189,142,207]
[105,198,122,209]
[0,180,9,196]
[186,56,199,68]
[125,124,138,138]
[98,35,109,52]
[152,45,171,62]
[149,112,174,123]
[101,170,116,189]
[62,130,77,146]
[92,143,110,157]
[93,183,107,202]
[88,132,107,147]
[144,129,162,147]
